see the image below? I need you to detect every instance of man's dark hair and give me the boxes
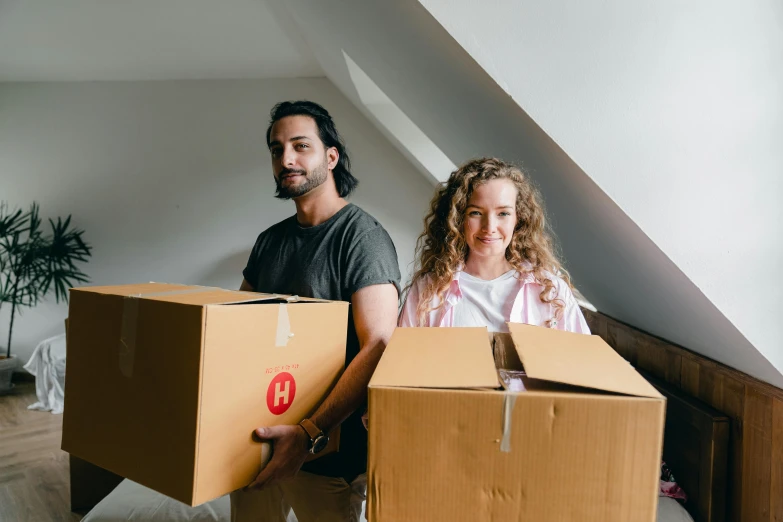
[266,100,358,198]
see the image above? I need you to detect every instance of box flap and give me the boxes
[507,323,663,398]
[71,283,318,306]
[71,282,190,296]
[369,327,499,389]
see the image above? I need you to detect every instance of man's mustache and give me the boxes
[278,168,307,178]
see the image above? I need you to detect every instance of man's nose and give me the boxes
[281,147,296,168]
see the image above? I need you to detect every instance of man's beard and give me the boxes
[274,160,329,200]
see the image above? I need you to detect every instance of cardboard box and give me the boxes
[367,324,665,522]
[62,283,348,506]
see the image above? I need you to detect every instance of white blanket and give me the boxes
[24,333,67,414]
[82,479,691,522]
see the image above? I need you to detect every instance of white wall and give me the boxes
[0,0,323,81]
[279,0,783,386]
[418,0,783,380]
[0,79,434,363]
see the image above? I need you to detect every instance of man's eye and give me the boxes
[270,149,281,157]
[296,143,309,150]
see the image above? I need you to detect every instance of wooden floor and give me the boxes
[0,381,81,522]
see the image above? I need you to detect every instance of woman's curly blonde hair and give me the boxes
[407,157,572,327]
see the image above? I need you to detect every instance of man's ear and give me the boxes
[327,147,339,171]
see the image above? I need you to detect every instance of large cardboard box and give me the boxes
[62,283,348,506]
[367,324,665,522]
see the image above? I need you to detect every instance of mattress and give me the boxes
[81,479,693,522]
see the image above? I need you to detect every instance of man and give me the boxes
[232,100,400,522]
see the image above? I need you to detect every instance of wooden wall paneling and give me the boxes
[583,311,604,338]
[605,319,638,366]
[741,388,774,522]
[636,336,681,386]
[659,337,682,386]
[707,417,730,522]
[695,361,722,407]
[717,372,746,522]
[681,358,700,398]
[771,399,783,522]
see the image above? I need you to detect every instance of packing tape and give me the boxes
[275,295,300,347]
[500,393,517,453]
[118,285,226,378]
[118,286,299,375]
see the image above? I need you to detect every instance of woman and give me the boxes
[399,157,589,333]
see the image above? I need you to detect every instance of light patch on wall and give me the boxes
[343,50,456,184]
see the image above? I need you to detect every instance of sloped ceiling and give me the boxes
[277,0,783,387]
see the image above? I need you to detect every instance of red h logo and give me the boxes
[266,372,296,415]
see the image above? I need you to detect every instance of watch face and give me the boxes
[311,434,329,455]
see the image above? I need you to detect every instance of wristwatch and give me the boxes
[299,418,329,455]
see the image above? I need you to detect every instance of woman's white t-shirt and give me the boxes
[453,270,519,332]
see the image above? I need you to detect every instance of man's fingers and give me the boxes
[246,442,285,490]
[255,425,283,441]
[248,476,269,490]
[247,466,275,490]
[245,424,306,491]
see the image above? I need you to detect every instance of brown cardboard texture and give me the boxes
[61,283,348,506]
[368,324,665,522]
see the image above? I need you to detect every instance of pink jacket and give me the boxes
[398,270,591,334]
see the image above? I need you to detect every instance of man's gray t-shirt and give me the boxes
[243,203,401,480]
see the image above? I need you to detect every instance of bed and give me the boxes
[645,371,730,522]
[75,373,726,522]
[79,482,695,522]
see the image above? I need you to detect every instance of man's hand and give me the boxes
[247,424,310,490]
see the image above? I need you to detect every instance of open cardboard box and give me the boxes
[62,283,348,506]
[367,323,666,522]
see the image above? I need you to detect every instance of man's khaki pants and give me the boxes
[230,472,366,522]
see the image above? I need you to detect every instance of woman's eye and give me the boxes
[468,211,481,216]
[499,212,511,217]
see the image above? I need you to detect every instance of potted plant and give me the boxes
[0,202,92,393]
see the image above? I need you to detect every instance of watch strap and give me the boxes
[299,418,322,440]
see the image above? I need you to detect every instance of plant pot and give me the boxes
[0,354,18,394]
